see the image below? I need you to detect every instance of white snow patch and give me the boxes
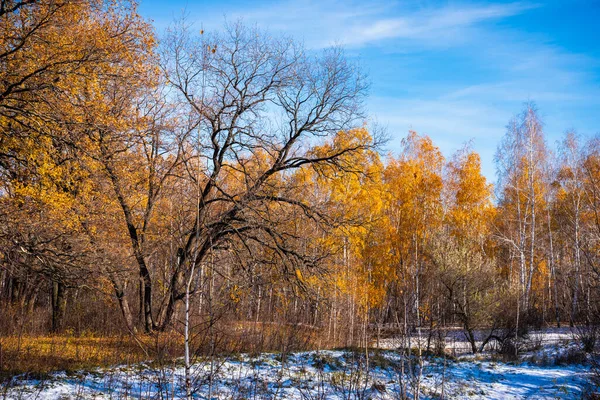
[3,343,592,399]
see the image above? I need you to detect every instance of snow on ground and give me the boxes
[377,326,576,355]
[3,339,592,400]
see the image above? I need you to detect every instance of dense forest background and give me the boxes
[1,0,599,375]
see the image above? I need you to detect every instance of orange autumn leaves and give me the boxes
[298,129,494,316]
[1,0,155,229]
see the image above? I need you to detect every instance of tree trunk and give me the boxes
[108,273,136,334]
[51,281,66,333]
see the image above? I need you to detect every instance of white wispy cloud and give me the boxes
[183,0,536,49]
[340,2,537,47]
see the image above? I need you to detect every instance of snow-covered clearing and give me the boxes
[376,326,575,355]
[3,329,594,399]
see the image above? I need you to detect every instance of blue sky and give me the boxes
[139,0,600,181]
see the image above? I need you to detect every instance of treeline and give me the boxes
[1,0,599,354]
[316,118,600,352]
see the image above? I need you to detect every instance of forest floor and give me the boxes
[1,329,595,399]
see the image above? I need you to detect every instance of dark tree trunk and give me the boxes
[139,262,154,332]
[51,281,66,333]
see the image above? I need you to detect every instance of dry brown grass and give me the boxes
[0,321,325,380]
[0,332,183,380]
[210,321,325,355]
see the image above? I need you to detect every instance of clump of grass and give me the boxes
[368,349,395,369]
[554,347,588,366]
[311,352,342,371]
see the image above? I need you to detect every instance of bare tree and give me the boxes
[108,20,372,333]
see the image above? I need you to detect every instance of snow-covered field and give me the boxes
[376,326,576,354]
[2,331,595,399]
